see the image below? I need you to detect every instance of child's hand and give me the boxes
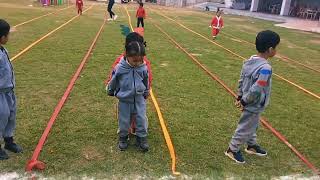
[144,95,149,99]
[234,99,241,108]
[209,25,212,28]
[234,100,244,111]
[235,96,245,111]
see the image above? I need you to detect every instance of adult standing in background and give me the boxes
[107,0,118,21]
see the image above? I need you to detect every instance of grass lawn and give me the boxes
[0,1,319,179]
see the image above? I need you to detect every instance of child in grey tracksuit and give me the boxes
[107,40,149,152]
[225,30,280,164]
[0,19,23,160]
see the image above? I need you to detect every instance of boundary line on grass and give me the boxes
[150,7,320,74]
[25,16,107,173]
[148,17,320,175]
[13,6,73,29]
[220,32,320,74]
[11,5,94,62]
[123,5,181,176]
[151,10,320,101]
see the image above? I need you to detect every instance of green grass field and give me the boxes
[0,0,319,179]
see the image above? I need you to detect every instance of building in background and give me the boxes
[156,0,219,7]
[225,0,319,18]
[156,0,319,20]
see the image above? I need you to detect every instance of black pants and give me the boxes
[108,1,115,18]
[137,17,144,27]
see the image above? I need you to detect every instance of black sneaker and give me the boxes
[245,145,267,156]
[225,148,245,164]
[0,146,9,160]
[136,136,149,152]
[118,136,128,151]
[4,137,23,153]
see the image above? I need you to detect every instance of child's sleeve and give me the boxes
[237,68,244,100]
[210,17,214,26]
[0,55,5,80]
[242,64,272,105]
[145,58,152,88]
[104,55,123,85]
[106,65,120,96]
[143,67,150,98]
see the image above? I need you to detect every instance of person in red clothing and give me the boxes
[76,0,83,15]
[136,3,146,28]
[105,28,152,135]
[210,8,224,39]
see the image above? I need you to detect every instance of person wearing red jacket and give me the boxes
[136,3,146,28]
[210,9,224,39]
[105,28,152,135]
[76,0,83,15]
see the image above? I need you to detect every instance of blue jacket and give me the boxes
[0,47,15,91]
[107,57,149,103]
[238,55,272,113]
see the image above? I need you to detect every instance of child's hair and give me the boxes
[126,32,147,47]
[216,8,223,15]
[126,32,144,46]
[255,30,280,53]
[0,19,10,38]
[126,41,146,57]
[139,2,143,7]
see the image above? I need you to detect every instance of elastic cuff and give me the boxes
[240,99,248,106]
[107,90,114,96]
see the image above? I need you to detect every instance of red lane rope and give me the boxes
[25,18,107,172]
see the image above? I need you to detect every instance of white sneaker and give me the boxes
[107,18,113,21]
[113,15,118,20]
